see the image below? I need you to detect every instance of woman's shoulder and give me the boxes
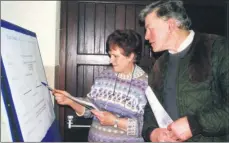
[134,65,148,81]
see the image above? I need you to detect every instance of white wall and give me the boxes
[1,1,60,103]
[1,1,60,141]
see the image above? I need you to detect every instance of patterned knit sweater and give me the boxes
[78,65,148,142]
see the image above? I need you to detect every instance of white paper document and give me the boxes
[64,94,100,110]
[145,86,173,128]
[1,27,55,141]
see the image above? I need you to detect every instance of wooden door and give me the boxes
[57,1,152,141]
[57,0,227,141]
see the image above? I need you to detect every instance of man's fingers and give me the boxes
[158,131,167,142]
[158,136,178,142]
[158,139,165,142]
[166,137,178,142]
[167,123,173,131]
[167,131,179,140]
[157,129,180,142]
[177,132,188,141]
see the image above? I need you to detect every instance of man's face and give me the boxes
[144,11,170,52]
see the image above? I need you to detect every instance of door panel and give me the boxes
[95,4,106,54]
[116,5,125,29]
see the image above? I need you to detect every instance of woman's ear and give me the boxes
[128,53,135,62]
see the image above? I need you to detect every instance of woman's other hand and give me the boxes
[91,110,116,126]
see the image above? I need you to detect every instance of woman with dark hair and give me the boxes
[53,29,148,142]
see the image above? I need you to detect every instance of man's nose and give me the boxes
[145,33,149,40]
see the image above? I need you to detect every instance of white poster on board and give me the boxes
[1,27,55,141]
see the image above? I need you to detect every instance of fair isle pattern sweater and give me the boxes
[79,65,148,142]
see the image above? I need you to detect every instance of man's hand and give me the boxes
[91,110,116,126]
[168,116,193,141]
[150,128,178,142]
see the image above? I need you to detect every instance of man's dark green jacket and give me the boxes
[142,32,229,142]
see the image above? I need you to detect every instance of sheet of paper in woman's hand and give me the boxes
[64,94,100,111]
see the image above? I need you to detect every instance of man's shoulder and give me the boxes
[191,31,227,55]
[195,31,226,42]
[197,32,227,50]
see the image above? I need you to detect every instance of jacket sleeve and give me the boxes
[142,101,159,141]
[187,38,229,137]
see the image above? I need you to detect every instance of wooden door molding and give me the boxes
[57,1,67,138]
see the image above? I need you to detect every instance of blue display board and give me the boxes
[1,19,61,142]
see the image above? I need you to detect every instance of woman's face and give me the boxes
[108,45,134,74]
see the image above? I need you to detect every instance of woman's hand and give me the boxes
[91,110,116,126]
[52,89,73,106]
[52,89,85,115]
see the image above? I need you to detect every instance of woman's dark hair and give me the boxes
[106,29,142,63]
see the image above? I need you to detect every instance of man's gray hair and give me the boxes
[139,0,191,30]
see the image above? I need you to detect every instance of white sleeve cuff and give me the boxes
[127,118,138,136]
[75,107,85,117]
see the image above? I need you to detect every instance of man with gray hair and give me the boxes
[139,0,229,142]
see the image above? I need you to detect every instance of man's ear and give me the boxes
[167,18,177,33]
